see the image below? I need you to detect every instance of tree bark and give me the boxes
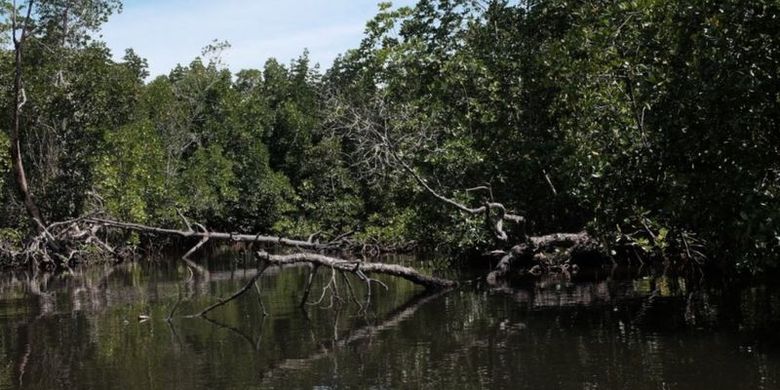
[255,251,458,290]
[9,0,46,233]
[487,231,595,283]
[88,218,336,251]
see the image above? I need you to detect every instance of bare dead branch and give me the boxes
[87,218,336,252]
[300,264,320,307]
[253,280,268,316]
[256,251,457,290]
[325,90,525,242]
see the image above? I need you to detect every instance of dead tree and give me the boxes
[86,218,336,253]
[0,213,457,315]
[257,251,456,290]
[185,250,455,318]
[327,92,525,243]
[327,91,602,280]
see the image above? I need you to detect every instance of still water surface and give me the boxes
[0,256,779,389]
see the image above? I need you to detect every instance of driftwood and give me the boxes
[4,214,458,315]
[487,232,597,284]
[4,211,599,285]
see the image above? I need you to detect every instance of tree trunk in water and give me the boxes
[487,232,597,284]
[256,251,457,290]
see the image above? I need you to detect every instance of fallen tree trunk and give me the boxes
[256,251,457,290]
[87,218,335,252]
[184,251,456,318]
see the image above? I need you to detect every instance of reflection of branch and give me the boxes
[166,318,184,349]
[188,263,270,317]
[15,324,32,388]
[254,281,268,316]
[167,288,184,320]
[632,287,660,325]
[182,258,209,278]
[260,289,451,379]
[300,264,320,307]
[199,315,265,352]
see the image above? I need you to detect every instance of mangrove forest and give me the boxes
[0,0,778,388]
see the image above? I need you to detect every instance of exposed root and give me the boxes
[487,231,600,284]
[0,215,124,270]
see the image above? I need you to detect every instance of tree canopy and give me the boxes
[1,0,778,272]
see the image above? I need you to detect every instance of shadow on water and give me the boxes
[1,256,780,389]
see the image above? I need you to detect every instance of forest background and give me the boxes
[0,0,777,273]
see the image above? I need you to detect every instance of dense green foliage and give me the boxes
[1,0,777,271]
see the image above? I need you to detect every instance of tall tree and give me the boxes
[8,0,45,231]
[4,0,121,231]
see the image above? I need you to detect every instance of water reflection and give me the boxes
[0,259,779,389]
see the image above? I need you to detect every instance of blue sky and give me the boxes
[100,0,417,77]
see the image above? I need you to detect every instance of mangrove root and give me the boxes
[487,231,600,284]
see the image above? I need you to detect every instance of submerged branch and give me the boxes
[189,263,270,317]
[180,250,454,318]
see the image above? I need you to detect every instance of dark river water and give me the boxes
[1,255,780,389]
